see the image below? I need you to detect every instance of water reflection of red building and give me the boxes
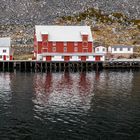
[33,72,98,112]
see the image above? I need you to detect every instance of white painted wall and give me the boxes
[86,56,95,61]
[40,55,105,61]
[37,54,43,60]
[111,47,133,54]
[51,56,63,61]
[0,47,10,60]
[95,46,107,54]
[100,55,105,61]
[70,56,80,61]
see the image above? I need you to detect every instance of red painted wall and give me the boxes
[37,42,43,54]
[81,56,86,61]
[82,35,88,41]
[95,56,101,61]
[3,55,6,60]
[64,56,70,61]
[10,55,13,60]
[36,41,93,53]
[42,34,48,41]
[46,56,51,61]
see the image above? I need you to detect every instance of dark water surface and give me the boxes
[0,70,140,140]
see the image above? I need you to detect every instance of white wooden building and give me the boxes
[109,45,134,58]
[0,37,13,60]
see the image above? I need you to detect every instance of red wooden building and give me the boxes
[34,25,104,61]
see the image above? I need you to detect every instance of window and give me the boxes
[96,48,99,52]
[74,42,78,46]
[120,48,123,51]
[64,47,67,52]
[52,47,56,52]
[128,48,130,51]
[102,48,105,52]
[82,35,88,41]
[62,56,64,59]
[64,42,67,46]
[53,42,56,46]
[0,55,2,59]
[83,42,88,47]
[3,50,6,53]
[114,48,117,51]
[74,47,78,52]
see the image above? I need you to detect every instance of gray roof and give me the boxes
[0,37,11,47]
[112,45,133,48]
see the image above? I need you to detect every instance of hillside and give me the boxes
[0,0,139,59]
[0,0,140,25]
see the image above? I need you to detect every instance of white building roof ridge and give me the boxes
[35,25,93,42]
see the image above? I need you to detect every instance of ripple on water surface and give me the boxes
[0,71,140,139]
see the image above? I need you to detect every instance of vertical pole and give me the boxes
[3,62,4,71]
[96,62,99,71]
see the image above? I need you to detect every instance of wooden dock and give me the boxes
[0,59,140,72]
[0,60,103,72]
[103,59,140,68]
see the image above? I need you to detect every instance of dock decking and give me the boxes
[0,59,140,72]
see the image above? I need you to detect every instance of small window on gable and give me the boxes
[74,47,78,52]
[64,47,67,52]
[83,42,88,47]
[3,50,6,53]
[52,47,56,52]
[74,42,78,46]
[82,35,88,41]
[96,48,99,52]
[120,48,123,51]
[53,42,56,46]
[64,42,67,46]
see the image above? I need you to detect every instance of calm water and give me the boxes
[0,70,140,140]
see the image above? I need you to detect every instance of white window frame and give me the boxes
[52,42,56,46]
[74,47,78,52]
[64,42,67,46]
[3,49,7,53]
[52,47,56,52]
[74,42,78,46]
[64,47,67,52]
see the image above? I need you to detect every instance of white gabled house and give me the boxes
[0,37,14,60]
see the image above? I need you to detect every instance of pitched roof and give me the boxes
[112,45,133,48]
[35,25,93,42]
[0,37,11,47]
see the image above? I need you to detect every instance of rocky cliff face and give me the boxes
[0,0,139,25]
